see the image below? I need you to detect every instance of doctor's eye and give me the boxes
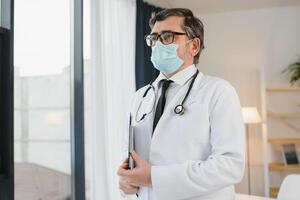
[160,31,174,45]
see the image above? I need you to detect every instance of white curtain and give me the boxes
[87,0,136,199]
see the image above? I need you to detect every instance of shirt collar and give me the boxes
[152,64,198,89]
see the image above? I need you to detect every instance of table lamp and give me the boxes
[242,107,262,195]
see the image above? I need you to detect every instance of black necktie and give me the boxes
[152,79,173,135]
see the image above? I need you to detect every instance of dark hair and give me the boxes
[149,8,205,64]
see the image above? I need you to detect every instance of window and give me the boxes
[14,1,72,199]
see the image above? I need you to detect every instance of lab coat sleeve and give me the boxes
[151,81,246,200]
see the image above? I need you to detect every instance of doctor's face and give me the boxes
[150,16,196,69]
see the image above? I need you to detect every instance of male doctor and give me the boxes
[117,8,245,200]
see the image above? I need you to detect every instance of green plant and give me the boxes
[282,57,300,86]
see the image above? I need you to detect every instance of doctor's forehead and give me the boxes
[151,16,185,34]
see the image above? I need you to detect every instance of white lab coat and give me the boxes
[122,70,245,200]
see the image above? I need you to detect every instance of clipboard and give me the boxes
[128,115,139,198]
[128,115,136,169]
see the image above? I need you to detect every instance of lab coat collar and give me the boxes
[152,64,198,90]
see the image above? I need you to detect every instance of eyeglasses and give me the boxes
[145,31,187,47]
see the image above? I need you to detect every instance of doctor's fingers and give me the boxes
[120,186,138,195]
[119,178,139,194]
[120,161,129,169]
[117,166,134,177]
[117,164,130,176]
[119,177,139,188]
[116,161,129,174]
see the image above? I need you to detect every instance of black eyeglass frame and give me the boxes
[144,31,188,47]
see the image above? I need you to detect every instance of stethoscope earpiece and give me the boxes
[174,104,185,115]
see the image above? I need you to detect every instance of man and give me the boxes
[117,8,245,200]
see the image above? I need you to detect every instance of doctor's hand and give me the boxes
[118,158,140,195]
[117,150,152,188]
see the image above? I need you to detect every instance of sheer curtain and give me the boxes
[87,0,136,199]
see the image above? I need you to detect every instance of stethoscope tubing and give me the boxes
[134,69,199,123]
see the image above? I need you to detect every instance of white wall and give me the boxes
[195,5,300,196]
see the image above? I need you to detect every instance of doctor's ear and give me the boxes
[190,38,200,57]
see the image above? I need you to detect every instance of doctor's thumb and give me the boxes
[130,150,143,164]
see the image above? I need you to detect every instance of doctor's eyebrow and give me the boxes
[150,30,178,34]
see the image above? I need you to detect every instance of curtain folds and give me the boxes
[87,0,136,199]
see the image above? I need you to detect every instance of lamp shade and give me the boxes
[242,107,262,124]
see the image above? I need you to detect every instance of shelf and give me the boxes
[269,162,300,171]
[266,87,300,92]
[267,111,300,118]
[265,85,300,198]
[269,187,279,198]
[268,138,300,144]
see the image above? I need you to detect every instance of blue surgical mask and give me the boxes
[150,41,184,74]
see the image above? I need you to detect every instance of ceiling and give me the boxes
[144,0,300,14]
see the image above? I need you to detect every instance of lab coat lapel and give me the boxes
[151,73,204,141]
[151,82,197,141]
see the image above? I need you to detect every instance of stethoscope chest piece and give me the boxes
[174,104,185,115]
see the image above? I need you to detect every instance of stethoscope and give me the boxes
[133,69,199,123]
